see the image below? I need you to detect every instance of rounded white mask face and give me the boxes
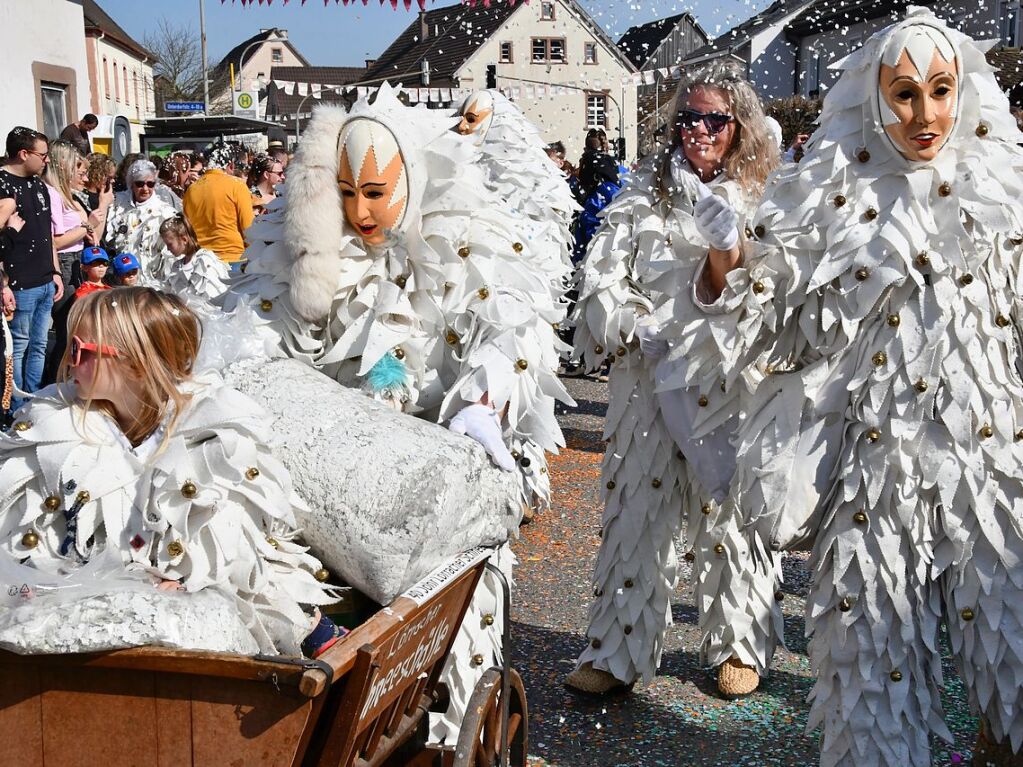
[875,25,960,163]
[337,118,410,246]
[457,91,495,143]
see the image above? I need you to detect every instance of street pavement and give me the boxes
[509,374,979,767]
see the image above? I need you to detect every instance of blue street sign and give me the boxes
[164,101,205,112]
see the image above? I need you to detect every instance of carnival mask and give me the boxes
[457,91,495,143]
[337,118,410,246]
[876,25,960,163]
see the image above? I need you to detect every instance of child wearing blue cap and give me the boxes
[110,252,141,287]
[75,246,113,300]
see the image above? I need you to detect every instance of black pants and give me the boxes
[42,251,81,386]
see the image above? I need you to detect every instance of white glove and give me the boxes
[693,181,740,252]
[449,404,517,472]
[635,318,669,359]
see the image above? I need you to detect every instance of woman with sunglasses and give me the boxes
[0,287,343,657]
[566,60,780,700]
[103,159,179,285]
[246,152,285,215]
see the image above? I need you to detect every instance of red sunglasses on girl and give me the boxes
[70,336,120,366]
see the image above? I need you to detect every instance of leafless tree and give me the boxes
[144,18,204,115]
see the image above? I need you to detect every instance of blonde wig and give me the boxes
[658,59,778,200]
[60,287,201,447]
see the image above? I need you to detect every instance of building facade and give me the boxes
[0,0,90,141]
[210,28,309,115]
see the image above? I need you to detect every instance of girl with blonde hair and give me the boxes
[0,287,342,656]
[567,59,781,699]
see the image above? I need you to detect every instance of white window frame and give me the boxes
[271,46,284,63]
[586,92,607,129]
[584,42,597,65]
[540,1,555,20]
[531,37,566,64]
[499,41,513,63]
[40,83,67,140]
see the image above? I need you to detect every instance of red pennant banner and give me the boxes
[221,0,527,8]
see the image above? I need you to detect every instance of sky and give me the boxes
[97,0,772,68]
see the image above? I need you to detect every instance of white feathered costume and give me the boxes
[103,191,178,284]
[220,85,572,743]
[571,144,783,687]
[455,89,578,281]
[665,8,1023,763]
[0,373,337,656]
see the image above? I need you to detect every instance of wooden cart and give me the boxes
[0,547,527,767]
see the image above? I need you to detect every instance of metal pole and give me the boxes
[199,0,210,114]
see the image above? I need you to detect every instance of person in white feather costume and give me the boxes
[678,7,1023,764]
[565,61,783,699]
[103,160,178,285]
[159,214,230,304]
[0,288,338,656]
[219,84,572,743]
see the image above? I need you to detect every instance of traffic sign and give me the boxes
[233,90,260,119]
[164,101,205,112]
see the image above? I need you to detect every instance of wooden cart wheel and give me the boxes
[453,667,528,767]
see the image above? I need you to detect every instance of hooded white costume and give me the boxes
[0,373,337,656]
[666,8,1023,763]
[104,190,178,284]
[220,85,572,743]
[455,89,578,282]
[164,247,230,304]
[569,138,783,690]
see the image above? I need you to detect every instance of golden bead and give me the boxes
[615,346,627,357]
[753,224,766,239]
[623,578,634,588]
[245,467,260,481]
[606,480,616,490]
[866,428,881,443]
[684,551,695,562]
[698,395,709,407]
[446,331,459,345]
[701,503,712,515]
[774,591,785,602]
[838,597,851,612]
[594,345,604,355]
[914,379,929,393]
[960,607,975,621]
[752,281,765,294]
[266,536,279,549]
[44,495,61,511]
[259,299,273,312]
[21,530,39,549]
[12,420,31,432]
[623,624,633,635]
[590,639,601,650]
[979,424,993,439]
[477,287,489,300]
[651,478,662,488]
[76,490,91,503]
[471,653,485,667]
[855,268,870,281]
[713,543,726,555]
[872,351,887,367]
[996,314,1011,328]
[853,511,868,525]
[938,182,952,197]
[887,314,900,328]
[959,273,974,286]
[516,358,528,371]
[976,123,989,137]
[458,246,470,258]
[833,194,846,208]
[551,322,560,330]
[915,252,930,267]
[857,149,870,163]
[483,613,495,626]
[395,275,407,288]
[393,347,406,360]
[890,670,903,682]
[511,449,521,460]
[167,540,184,557]
[314,567,330,582]
[180,481,197,499]
[864,207,878,221]
[512,242,523,253]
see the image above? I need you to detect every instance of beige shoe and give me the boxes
[717,656,760,699]
[564,661,634,696]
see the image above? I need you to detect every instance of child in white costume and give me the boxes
[566,61,784,699]
[682,8,1023,764]
[0,288,338,656]
[160,214,230,304]
[220,85,572,742]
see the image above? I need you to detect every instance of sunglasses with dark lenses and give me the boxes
[133,180,157,189]
[70,335,120,366]
[85,260,109,268]
[679,109,734,135]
